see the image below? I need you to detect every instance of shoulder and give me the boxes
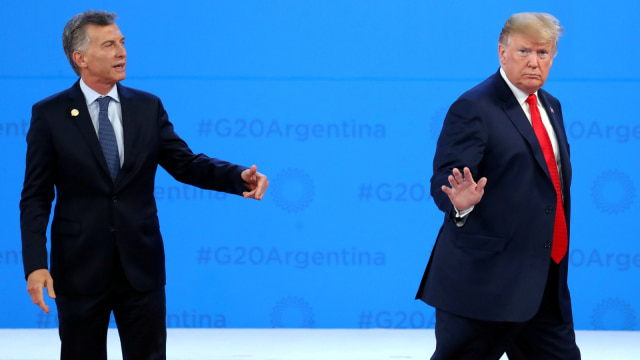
[116,83,166,113]
[451,72,506,111]
[452,72,506,108]
[538,87,560,106]
[117,83,161,102]
[33,81,81,110]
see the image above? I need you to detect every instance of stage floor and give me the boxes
[1,329,638,359]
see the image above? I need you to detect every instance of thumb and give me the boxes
[243,165,258,182]
[242,165,258,183]
[476,177,488,190]
[46,277,56,299]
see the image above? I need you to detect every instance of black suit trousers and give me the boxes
[431,261,581,360]
[55,252,167,360]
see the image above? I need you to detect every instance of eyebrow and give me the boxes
[101,36,125,46]
[517,45,551,51]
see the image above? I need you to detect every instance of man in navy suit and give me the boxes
[415,13,581,359]
[20,10,269,360]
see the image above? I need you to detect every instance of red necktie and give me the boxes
[526,94,567,264]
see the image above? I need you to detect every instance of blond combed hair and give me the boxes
[499,13,563,53]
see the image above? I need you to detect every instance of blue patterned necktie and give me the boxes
[96,96,120,180]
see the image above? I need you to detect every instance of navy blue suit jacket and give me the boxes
[20,81,247,295]
[416,70,573,323]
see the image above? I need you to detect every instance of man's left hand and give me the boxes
[241,165,269,200]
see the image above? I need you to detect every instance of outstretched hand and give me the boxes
[241,165,269,200]
[441,167,487,211]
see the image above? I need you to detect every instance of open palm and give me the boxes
[441,167,487,211]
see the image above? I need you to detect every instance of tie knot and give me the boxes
[526,94,537,107]
[96,96,111,110]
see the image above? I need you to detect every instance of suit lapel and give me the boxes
[66,81,113,179]
[493,73,551,180]
[538,90,572,195]
[116,84,140,188]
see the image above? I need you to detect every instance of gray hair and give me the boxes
[499,12,563,55]
[62,10,117,76]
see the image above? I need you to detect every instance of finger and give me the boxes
[29,288,43,306]
[243,186,264,200]
[242,190,255,199]
[27,279,43,300]
[441,184,452,195]
[455,168,467,184]
[451,168,462,183]
[46,282,56,300]
[38,301,50,313]
[248,165,258,178]
[448,175,458,188]
[246,190,261,200]
[476,177,488,191]
[241,166,257,183]
[252,177,268,200]
[29,287,49,313]
[463,167,475,183]
[252,189,264,200]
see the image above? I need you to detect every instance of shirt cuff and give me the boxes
[454,205,474,218]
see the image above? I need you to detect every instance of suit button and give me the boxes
[544,241,552,248]
[112,196,118,203]
[545,206,553,214]
[109,226,116,232]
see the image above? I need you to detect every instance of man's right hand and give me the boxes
[26,269,56,313]
[441,167,487,211]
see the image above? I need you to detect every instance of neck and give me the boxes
[81,76,117,95]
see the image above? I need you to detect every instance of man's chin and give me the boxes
[520,81,544,94]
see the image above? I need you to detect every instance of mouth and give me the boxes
[113,62,126,71]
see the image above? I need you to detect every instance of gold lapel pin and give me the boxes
[71,109,79,117]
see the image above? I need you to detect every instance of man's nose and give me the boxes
[527,53,539,68]
[116,43,126,58]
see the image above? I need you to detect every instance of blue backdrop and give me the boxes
[1,0,638,330]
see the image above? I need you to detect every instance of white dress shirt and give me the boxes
[499,67,561,170]
[79,79,124,167]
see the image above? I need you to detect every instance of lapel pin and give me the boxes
[549,107,555,114]
[71,109,79,117]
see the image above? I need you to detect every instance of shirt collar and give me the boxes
[499,67,537,106]
[79,78,121,105]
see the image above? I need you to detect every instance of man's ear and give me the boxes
[72,51,86,70]
[498,44,506,66]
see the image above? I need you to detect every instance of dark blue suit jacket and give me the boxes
[416,70,573,323]
[20,81,247,295]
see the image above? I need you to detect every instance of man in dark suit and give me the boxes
[415,13,581,360]
[20,10,269,360]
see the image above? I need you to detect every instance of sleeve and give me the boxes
[430,97,487,221]
[155,99,249,195]
[20,103,56,279]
